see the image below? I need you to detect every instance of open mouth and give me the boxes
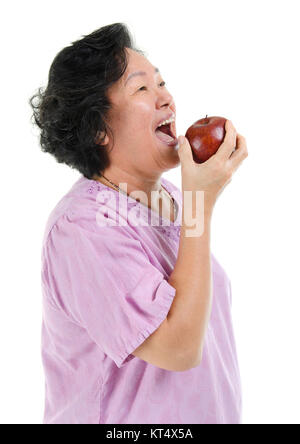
[155,122,178,146]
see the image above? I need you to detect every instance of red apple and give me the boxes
[185,115,227,164]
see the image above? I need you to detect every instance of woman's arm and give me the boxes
[166,197,213,366]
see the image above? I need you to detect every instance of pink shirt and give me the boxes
[41,175,242,424]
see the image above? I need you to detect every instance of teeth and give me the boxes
[157,116,175,128]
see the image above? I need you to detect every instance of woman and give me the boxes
[29,23,248,424]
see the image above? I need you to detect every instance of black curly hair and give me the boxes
[29,23,145,179]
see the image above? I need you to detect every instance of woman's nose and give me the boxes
[157,89,174,109]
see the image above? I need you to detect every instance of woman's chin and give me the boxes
[155,144,180,169]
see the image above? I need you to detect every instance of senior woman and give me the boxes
[30,23,248,424]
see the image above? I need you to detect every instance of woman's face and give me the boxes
[100,48,179,177]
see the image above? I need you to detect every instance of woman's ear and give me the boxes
[95,131,109,146]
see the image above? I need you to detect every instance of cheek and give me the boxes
[131,99,153,126]
[134,98,152,112]
[113,98,154,139]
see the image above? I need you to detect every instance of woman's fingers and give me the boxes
[228,133,248,172]
[177,135,195,168]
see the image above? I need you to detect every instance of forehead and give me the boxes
[107,49,160,103]
[123,49,159,85]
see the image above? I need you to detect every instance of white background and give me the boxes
[1,0,299,424]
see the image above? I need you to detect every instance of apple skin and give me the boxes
[185,115,227,164]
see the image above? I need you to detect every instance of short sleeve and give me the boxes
[42,214,176,368]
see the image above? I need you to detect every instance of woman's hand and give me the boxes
[177,120,248,210]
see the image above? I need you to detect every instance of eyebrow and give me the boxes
[125,67,160,86]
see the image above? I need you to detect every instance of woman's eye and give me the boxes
[138,81,166,92]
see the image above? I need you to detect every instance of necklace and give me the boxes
[98,173,177,221]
